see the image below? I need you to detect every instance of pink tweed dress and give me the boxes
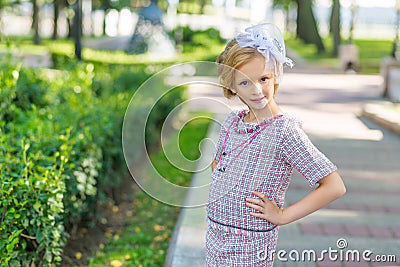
[206,110,337,267]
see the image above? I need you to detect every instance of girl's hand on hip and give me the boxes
[245,191,284,226]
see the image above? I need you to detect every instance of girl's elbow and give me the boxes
[336,183,346,198]
[333,177,346,199]
[327,184,345,201]
[320,172,346,199]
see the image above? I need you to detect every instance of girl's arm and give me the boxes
[245,171,346,226]
[211,160,218,172]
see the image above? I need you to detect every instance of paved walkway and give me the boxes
[165,70,400,267]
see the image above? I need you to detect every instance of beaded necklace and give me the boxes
[216,110,282,172]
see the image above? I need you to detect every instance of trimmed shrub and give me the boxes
[1,26,223,265]
[0,60,184,265]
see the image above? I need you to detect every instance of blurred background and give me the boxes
[2,0,400,74]
[1,1,400,267]
[1,0,398,39]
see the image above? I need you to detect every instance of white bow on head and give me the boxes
[236,24,294,68]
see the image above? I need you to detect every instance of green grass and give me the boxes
[285,36,393,74]
[0,37,50,55]
[285,36,330,60]
[151,114,212,186]
[88,112,211,267]
[2,33,393,74]
[353,39,393,74]
[0,36,225,65]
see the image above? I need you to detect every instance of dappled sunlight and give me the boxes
[283,106,383,141]
[276,72,386,141]
[281,73,383,90]
[311,208,360,219]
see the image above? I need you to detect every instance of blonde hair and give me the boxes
[216,39,281,99]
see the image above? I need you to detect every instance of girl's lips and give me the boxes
[251,96,266,103]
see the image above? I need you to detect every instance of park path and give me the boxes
[165,68,400,267]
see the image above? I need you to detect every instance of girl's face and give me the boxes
[234,56,277,111]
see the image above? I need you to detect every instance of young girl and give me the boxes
[206,23,346,266]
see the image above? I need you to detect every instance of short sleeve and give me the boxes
[213,124,226,162]
[281,118,337,187]
[213,111,236,162]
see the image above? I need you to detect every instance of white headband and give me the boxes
[236,23,294,68]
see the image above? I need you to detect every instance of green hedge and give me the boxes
[0,59,184,266]
[1,26,224,266]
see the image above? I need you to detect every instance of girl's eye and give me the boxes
[260,76,271,82]
[239,80,248,86]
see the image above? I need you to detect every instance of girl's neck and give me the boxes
[244,101,281,123]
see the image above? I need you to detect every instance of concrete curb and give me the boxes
[361,102,400,135]
[163,195,186,267]
[164,116,222,267]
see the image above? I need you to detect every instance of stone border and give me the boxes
[164,116,223,267]
[362,103,400,135]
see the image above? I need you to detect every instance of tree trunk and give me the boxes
[199,0,206,14]
[74,0,82,60]
[102,0,111,36]
[330,0,341,56]
[67,2,73,39]
[348,4,357,43]
[32,0,40,44]
[296,0,325,53]
[284,5,290,32]
[53,0,59,40]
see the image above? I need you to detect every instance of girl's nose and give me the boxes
[251,83,263,95]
